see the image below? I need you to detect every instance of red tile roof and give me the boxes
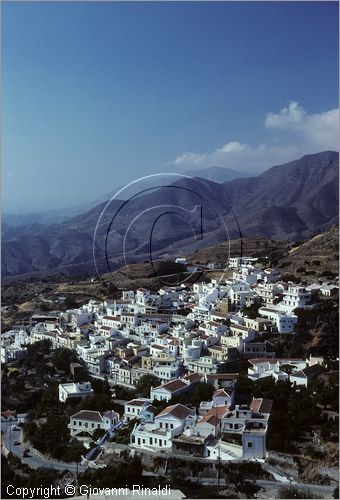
[125,399,150,407]
[71,410,103,422]
[156,379,187,393]
[157,404,192,420]
[248,358,278,365]
[206,373,238,380]
[183,373,203,383]
[199,414,220,426]
[205,405,229,419]
[213,389,232,398]
[250,397,273,414]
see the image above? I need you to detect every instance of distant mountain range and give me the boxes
[2,151,338,279]
[183,165,251,183]
[3,165,251,228]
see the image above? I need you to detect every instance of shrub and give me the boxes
[278,486,322,499]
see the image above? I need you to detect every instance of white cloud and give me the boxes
[174,152,207,166]
[171,102,339,173]
[216,141,247,154]
[265,101,306,128]
[265,101,339,152]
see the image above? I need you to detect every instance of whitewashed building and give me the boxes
[58,382,94,403]
[68,410,119,438]
[131,404,195,451]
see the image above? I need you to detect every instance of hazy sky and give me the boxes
[2,1,339,213]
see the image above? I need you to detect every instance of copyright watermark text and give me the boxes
[6,485,62,499]
[6,484,172,498]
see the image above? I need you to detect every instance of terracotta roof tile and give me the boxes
[157,404,192,420]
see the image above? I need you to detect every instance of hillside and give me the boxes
[183,165,251,182]
[187,236,288,265]
[2,151,338,279]
[219,150,338,239]
[1,227,338,332]
[277,225,339,280]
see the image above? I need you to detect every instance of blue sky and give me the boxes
[2,1,339,213]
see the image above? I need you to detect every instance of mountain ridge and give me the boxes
[2,151,338,278]
[3,165,251,227]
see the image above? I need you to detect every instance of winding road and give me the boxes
[4,426,87,472]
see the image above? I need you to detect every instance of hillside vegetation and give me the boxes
[277,225,339,280]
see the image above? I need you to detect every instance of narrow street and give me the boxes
[4,426,87,473]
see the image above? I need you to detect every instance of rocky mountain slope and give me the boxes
[277,225,339,280]
[2,151,338,279]
[2,226,338,331]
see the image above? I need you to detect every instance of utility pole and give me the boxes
[76,461,79,496]
[217,441,221,487]
[9,424,12,451]
[229,206,243,263]
[216,405,221,488]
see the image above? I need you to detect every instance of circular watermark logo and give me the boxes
[92,173,242,290]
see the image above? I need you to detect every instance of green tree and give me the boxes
[115,418,138,444]
[114,385,136,400]
[25,339,52,362]
[135,374,160,397]
[191,382,214,405]
[89,377,111,396]
[52,347,79,373]
[278,486,322,499]
[241,302,261,319]
[92,428,106,442]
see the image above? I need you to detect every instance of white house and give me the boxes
[58,382,94,403]
[247,358,308,383]
[219,398,273,460]
[212,388,234,408]
[186,356,219,375]
[124,399,152,422]
[259,306,298,333]
[320,285,338,297]
[278,285,311,313]
[13,329,31,347]
[289,364,323,387]
[150,379,188,402]
[1,345,28,364]
[228,257,242,268]
[68,410,120,438]
[153,360,182,382]
[131,404,195,451]
[263,268,281,284]
[175,258,187,265]
[229,282,252,309]
[100,315,122,330]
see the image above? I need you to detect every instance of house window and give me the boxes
[247,442,253,448]
[85,422,88,428]
[150,438,153,445]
